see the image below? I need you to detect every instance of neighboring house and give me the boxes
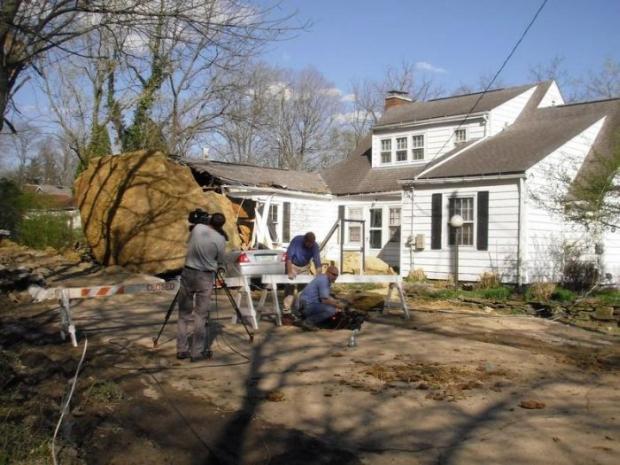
[183,80,620,284]
[22,183,81,229]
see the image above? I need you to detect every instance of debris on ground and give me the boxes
[359,360,512,401]
[520,400,546,409]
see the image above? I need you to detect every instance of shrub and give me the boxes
[562,260,599,292]
[551,287,576,302]
[18,213,79,250]
[476,271,501,289]
[406,268,427,282]
[479,286,512,301]
[592,288,620,306]
[0,179,30,237]
[526,282,556,301]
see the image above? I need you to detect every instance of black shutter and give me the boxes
[282,202,291,242]
[477,191,489,250]
[431,193,442,250]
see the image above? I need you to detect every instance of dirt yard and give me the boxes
[1,246,619,465]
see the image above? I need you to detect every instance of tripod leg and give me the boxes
[152,288,180,348]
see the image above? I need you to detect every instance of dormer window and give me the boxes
[396,137,408,161]
[412,135,424,160]
[454,129,467,146]
[381,139,392,163]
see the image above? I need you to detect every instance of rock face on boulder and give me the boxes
[341,251,394,274]
[74,150,241,274]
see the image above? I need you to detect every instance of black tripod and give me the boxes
[152,271,254,349]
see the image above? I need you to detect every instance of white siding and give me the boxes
[524,117,606,282]
[371,120,486,168]
[400,180,521,282]
[537,81,565,108]
[603,229,620,286]
[488,86,537,136]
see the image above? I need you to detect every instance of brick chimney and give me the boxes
[384,90,411,111]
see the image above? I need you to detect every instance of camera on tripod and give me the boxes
[188,208,211,226]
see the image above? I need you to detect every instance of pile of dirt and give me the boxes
[74,151,242,274]
[362,360,512,401]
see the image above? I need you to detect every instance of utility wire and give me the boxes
[52,335,88,465]
[423,0,549,169]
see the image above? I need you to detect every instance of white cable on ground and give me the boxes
[51,335,88,465]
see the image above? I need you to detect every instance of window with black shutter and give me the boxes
[282,202,291,242]
[431,193,442,249]
[477,191,489,250]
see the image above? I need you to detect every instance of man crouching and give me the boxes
[297,265,344,330]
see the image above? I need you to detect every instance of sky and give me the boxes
[261,0,620,96]
[8,0,620,140]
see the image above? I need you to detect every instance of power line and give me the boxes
[424,0,550,168]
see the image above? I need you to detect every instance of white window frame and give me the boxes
[395,137,408,162]
[369,208,383,249]
[454,128,467,146]
[346,206,363,245]
[380,139,392,164]
[267,203,281,243]
[448,197,474,246]
[388,207,401,243]
[411,134,425,160]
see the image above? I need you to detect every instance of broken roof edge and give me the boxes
[182,158,331,195]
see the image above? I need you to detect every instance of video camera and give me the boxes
[188,208,229,240]
[188,208,211,226]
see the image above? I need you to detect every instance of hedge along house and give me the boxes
[182,80,620,284]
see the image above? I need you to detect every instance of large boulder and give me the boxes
[74,150,241,274]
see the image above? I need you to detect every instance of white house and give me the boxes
[184,80,620,285]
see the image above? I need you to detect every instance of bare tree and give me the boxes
[1,124,40,184]
[210,64,342,170]
[583,58,620,101]
[270,67,342,170]
[210,63,281,165]
[0,0,297,135]
[348,61,444,142]
[528,55,583,102]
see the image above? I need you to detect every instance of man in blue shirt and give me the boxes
[298,265,344,328]
[283,232,322,315]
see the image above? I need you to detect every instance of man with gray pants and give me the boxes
[177,212,227,362]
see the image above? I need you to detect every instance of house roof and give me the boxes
[191,81,619,198]
[184,159,330,194]
[375,83,539,128]
[321,135,427,195]
[417,98,620,180]
[22,184,75,209]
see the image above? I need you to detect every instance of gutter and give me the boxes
[517,177,527,287]
[374,111,487,132]
[221,185,334,200]
[399,173,525,186]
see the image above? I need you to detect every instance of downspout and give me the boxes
[517,177,526,287]
[408,185,415,276]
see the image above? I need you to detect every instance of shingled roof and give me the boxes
[375,83,538,128]
[187,82,619,197]
[417,98,620,180]
[184,159,330,194]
